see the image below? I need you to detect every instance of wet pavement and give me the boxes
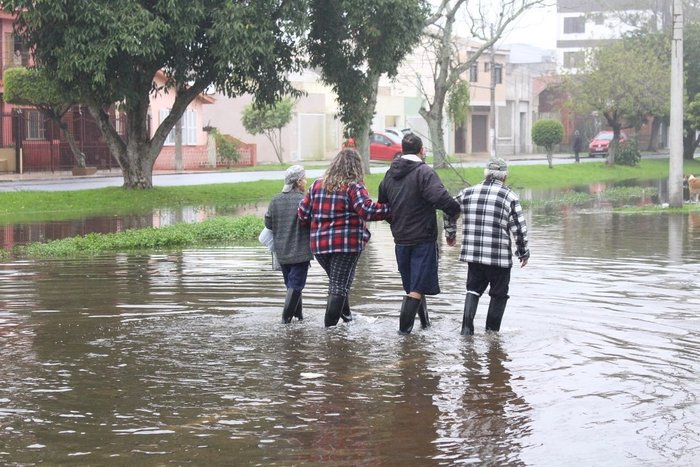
[0,152,615,192]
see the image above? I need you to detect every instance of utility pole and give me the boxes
[489,24,497,159]
[668,0,683,207]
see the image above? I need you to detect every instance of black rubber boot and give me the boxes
[282,289,302,324]
[461,293,480,336]
[399,296,421,334]
[417,296,430,329]
[485,296,508,332]
[324,294,345,327]
[293,294,303,321]
[340,298,353,323]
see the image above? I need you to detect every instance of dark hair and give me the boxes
[401,133,422,155]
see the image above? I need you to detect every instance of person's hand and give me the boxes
[446,236,456,247]
[519,256,528,268]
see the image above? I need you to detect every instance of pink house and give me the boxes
[0,10,255,173]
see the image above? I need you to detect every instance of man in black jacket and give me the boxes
[378,134,460,334]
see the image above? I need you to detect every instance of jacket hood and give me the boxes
[387,156,423,180]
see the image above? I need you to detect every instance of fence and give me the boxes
[0,109,257,173]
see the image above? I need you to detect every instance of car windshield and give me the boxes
[595,132,614,140]
[383,132,402,144]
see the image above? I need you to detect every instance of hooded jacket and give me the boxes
[378,156,460,245]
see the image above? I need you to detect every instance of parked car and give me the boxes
[588,130,627,157]
[384,127,412,140]
[369,131,403,161]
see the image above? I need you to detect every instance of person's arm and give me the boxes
[264,208,273,230]
[508,197,530,267]
[421,168,460,216]
[443,190,464,245]
[297,188,313,226]
[349,183,391,221]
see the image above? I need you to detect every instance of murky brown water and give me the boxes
[1,193,700,465]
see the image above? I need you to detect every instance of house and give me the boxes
[0,10,225,174]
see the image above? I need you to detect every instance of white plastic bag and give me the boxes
[258,227,274,251]
[258,227,281,271]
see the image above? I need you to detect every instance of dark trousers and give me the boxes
[281,261,310,292]
[466,262,511,299]
[314,252,361,296]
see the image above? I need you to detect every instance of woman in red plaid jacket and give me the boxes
[298,148,391,327]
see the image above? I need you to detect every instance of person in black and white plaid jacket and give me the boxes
[444,157,530,335]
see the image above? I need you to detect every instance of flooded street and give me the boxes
[1,199,700,464]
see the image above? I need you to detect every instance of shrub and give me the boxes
[614,137,641,166]
[531,119,564,150]
[211,128,241,162]
[532,119,564,168]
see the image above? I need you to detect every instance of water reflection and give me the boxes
[0,203,266,249]
[1,186,700,465]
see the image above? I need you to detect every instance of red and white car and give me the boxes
[588,130,627,158]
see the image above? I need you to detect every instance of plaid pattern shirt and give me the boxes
[444,178,529,268]
[298,179,390,254]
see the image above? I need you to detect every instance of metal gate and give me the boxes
[1,108,122,173]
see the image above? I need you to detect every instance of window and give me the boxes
[161,109,197,145]
[26,110,46,140]
[469,62,478,82]
[563,51,585,69]
[493,64,503,85]
[563,16,585,34]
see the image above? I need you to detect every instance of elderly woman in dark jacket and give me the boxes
[264,165,313,323]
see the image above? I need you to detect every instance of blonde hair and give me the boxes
[322,148,365,192]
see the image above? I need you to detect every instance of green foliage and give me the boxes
[210,128,241,162]
[565,34,670,131]
[15,216,264,258]
[531,119,564,151]
[241,98,293,163]
[307,0,427,136]
[4,0,309,187]
[3,67,74,109]
[242,99,294,134]
[614,137,641,166]
[447,80,470,127]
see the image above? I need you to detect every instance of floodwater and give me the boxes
[1,186,699,465]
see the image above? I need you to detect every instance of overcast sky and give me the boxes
[499,3,557,50]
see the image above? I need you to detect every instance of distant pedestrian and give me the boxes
[378,133,460,334]
[444,157,530,335]
[573,130,582,163]
[264,165,312,323]
[298,149,390,327]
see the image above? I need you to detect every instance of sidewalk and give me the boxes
[0,151,664,191]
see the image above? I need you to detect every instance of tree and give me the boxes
[683,22,700,159]
[5,1,307,188]
[3,67,88,168]
[405,0,545,169]
[307,0,427,173]
[565,37,670,164]
[531,119,563,168]
[242,99,294,164]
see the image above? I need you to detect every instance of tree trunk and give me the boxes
[59,122,86,168]
[418,74,449,169]
[122,141,156,189]
[647,117,661,151]
[683,129,700,160]
[356,72,380,174]
[420,106,445,168]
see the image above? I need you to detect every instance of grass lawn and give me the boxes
[3,157,700,259]
[2,158,699,225]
